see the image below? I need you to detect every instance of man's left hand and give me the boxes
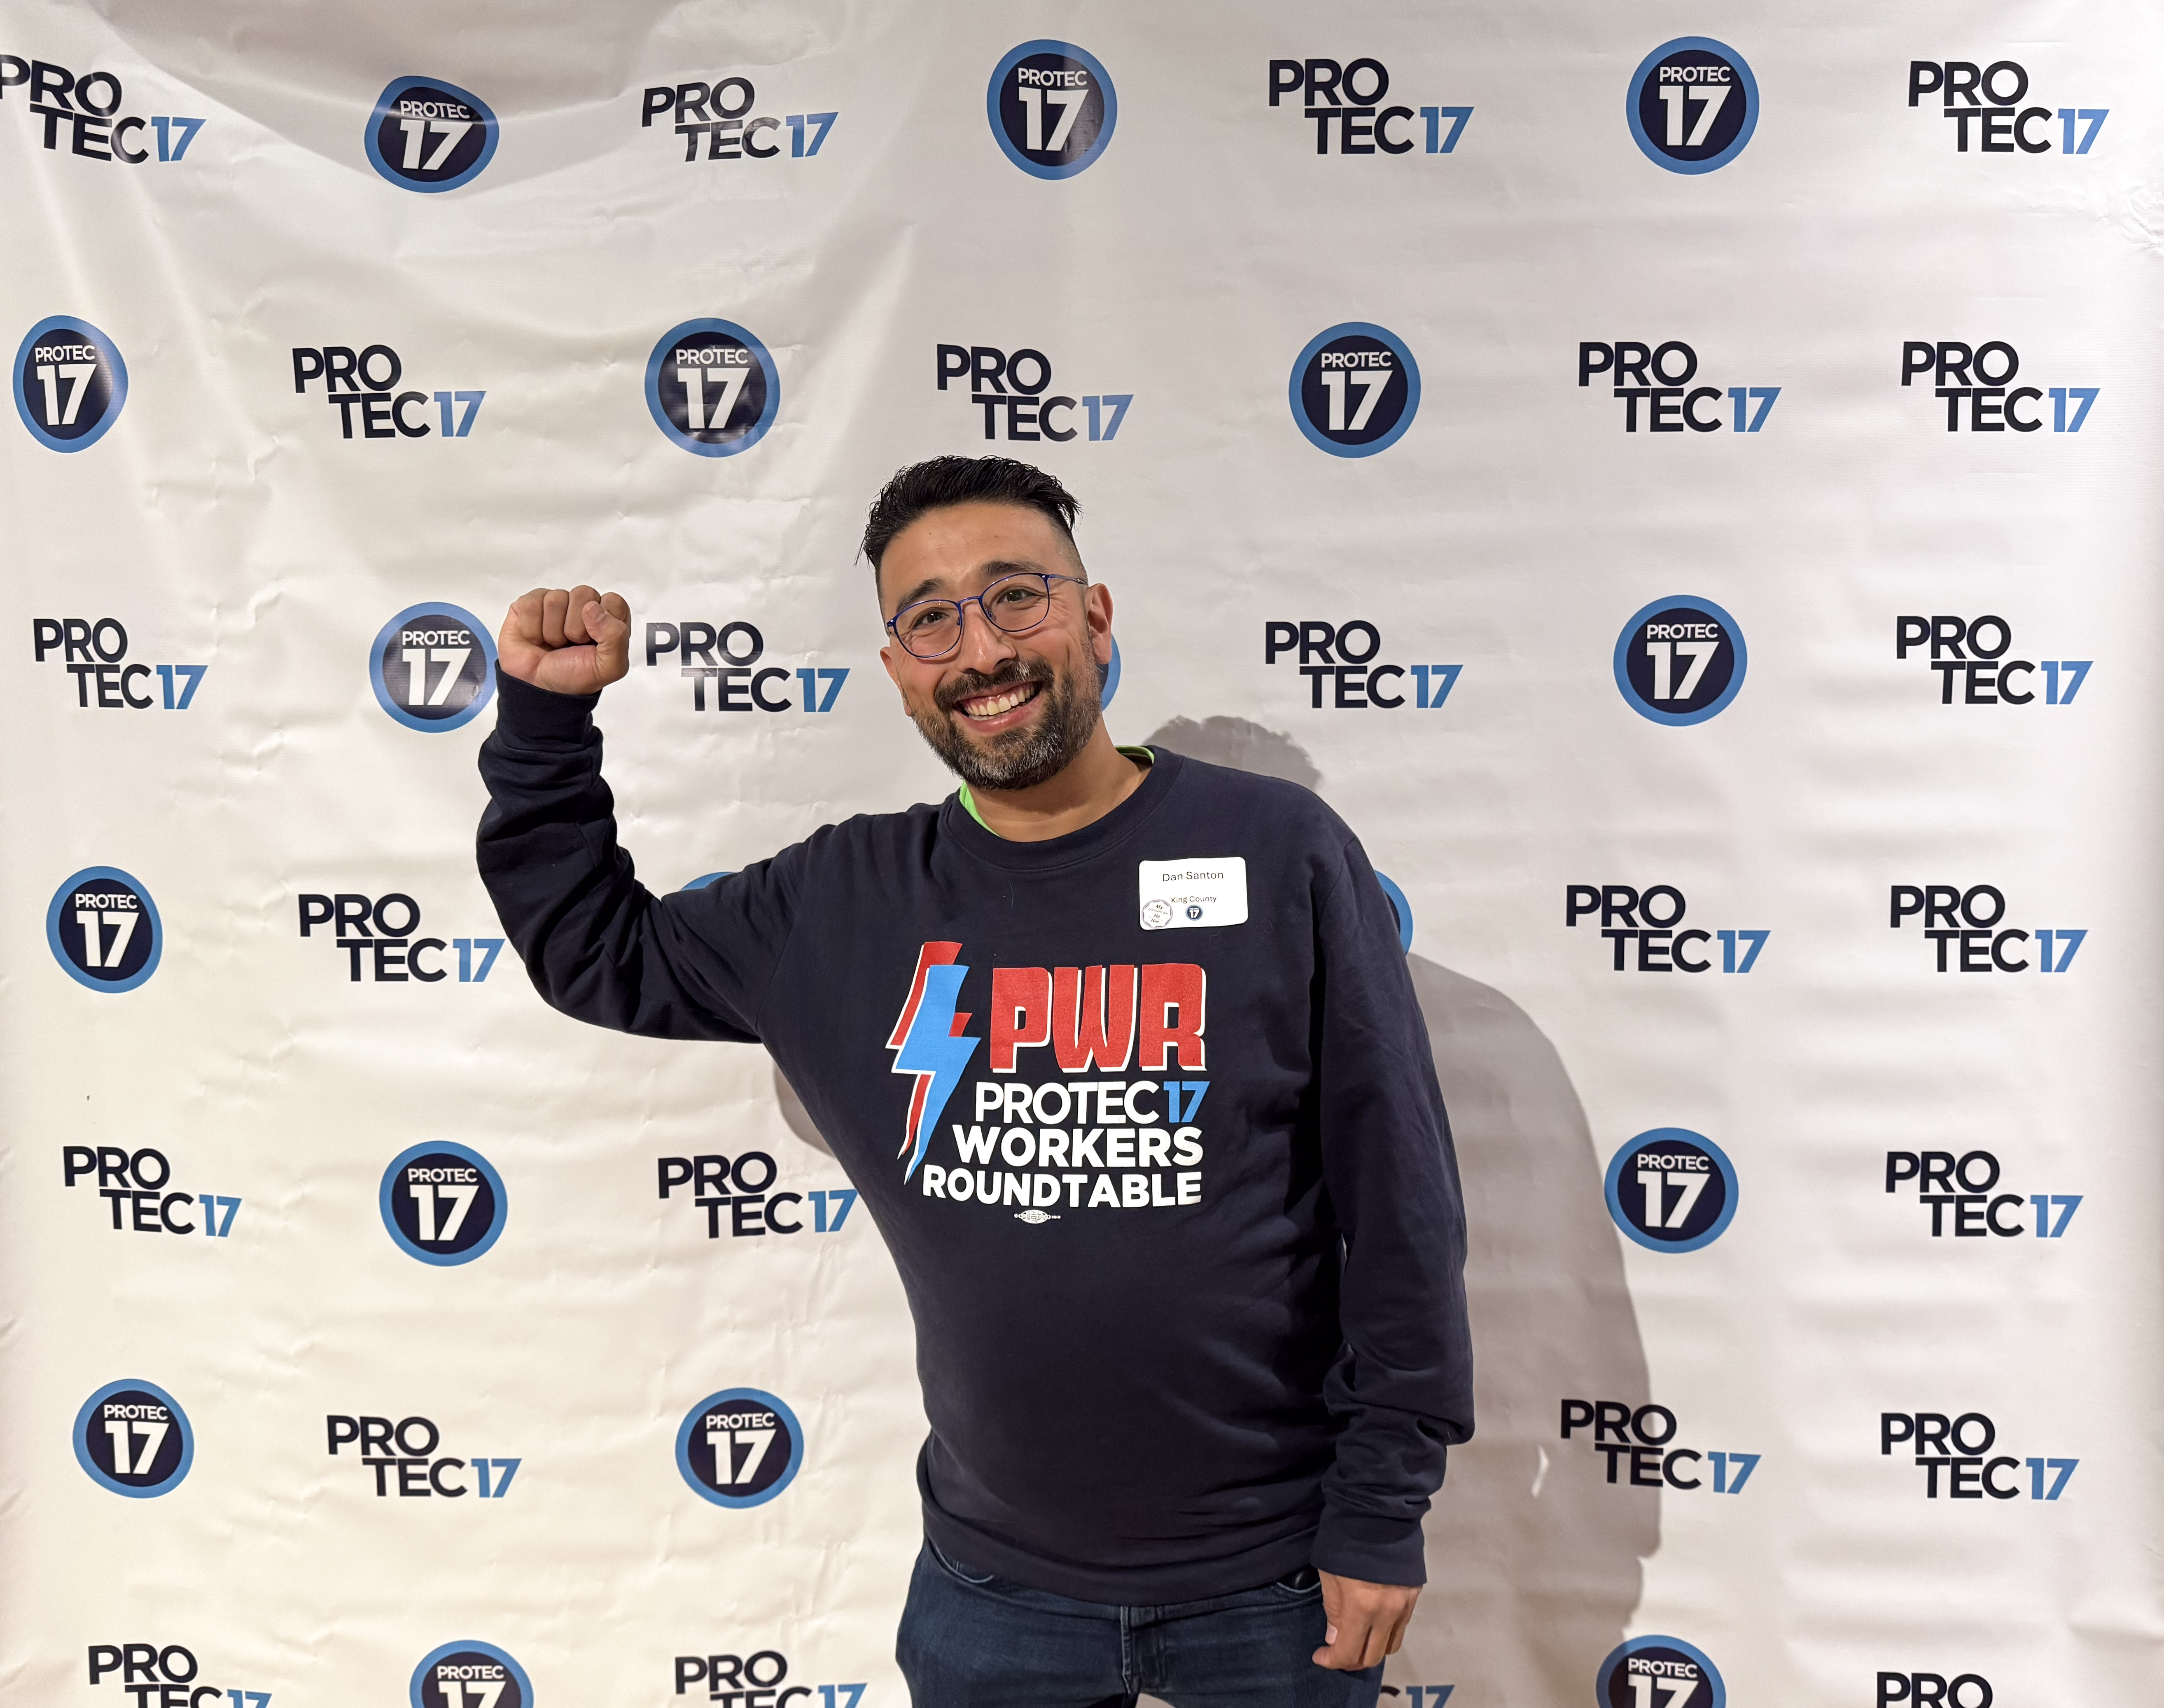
[1311,1571,1421,1671]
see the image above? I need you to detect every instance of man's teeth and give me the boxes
[962,684,1038,720]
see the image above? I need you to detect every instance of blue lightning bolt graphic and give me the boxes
[894,961,978,1180]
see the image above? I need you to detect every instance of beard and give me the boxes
[908,650,1107,792]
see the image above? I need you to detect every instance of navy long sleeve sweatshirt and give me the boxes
[476,670,1473,1603]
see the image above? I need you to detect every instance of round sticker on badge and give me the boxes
[987,41,1117,178]
[1626,38,1758,174]
[1604,1129,1739,1253]
[645,318,781,457]
[1290,323,1421,457]
[369,602,497,731]
[677,1387,805,1507]
[74,1379,194,1497]
[48,866,162,993]
[410,1641,532,1708]
[1614,595,1746,725]
[366,76,500,192]
[14,316,128,452]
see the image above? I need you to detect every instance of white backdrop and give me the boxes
[4,3,2159,1704]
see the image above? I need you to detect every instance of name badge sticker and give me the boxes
[1139,858,1249,930]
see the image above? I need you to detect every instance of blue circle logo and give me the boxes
[1605,1129,1739,1254]
[1626,38,1758,174]
[48,866,162,993]
[14,316,128,451]
[1614,596,1746,725]
[1290,323,1421,457]
[1374,872,1415,953]
[1101,635,1122,708]
[381,1141,509,1266]
[369,602,497,732]
[1597,1637,1726,1708]
[681,871,735,891]
[74,1379,193,1498]
[988,42,1117,178]
[366,77,500,192]
[411,1641,532,1708]
[677,1388,805,1507]
[645,318,782,457]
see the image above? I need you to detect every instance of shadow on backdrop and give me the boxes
[774,715,1656,1702]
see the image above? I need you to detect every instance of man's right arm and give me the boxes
[475,586,793,1043]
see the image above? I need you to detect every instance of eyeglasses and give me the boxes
[885,571,1087,661]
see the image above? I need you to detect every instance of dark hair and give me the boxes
[860,456,1081,575]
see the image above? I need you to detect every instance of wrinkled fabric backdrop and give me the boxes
[3,3,2158,1704]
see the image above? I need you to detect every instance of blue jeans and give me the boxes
[896,1538,1384,1708]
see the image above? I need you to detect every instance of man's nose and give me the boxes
[952,602,1021,671]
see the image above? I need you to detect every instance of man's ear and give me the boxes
[1085,582,1115,666]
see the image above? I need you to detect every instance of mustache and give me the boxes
[934,657,1055,713]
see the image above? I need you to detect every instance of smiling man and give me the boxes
[474,455,1472,1708]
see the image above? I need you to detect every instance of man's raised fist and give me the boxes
[499,585,632,696]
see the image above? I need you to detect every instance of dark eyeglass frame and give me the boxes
[884,571,1088,661]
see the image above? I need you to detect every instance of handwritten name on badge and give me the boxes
[1138,858,1248,930]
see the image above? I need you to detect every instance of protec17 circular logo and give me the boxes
[1597,1637,1726,1708]
[381,1140,508,1266]
[1605,1129,1739,1254]
[1374,872,1415,953]
[48,866,162,993]
[74,1379,193,1498]
[1290,323,1421,457]
[645,319,781,457]
[369,602,497,731]
[1615,595,1746,724]
[988,41,1117,178]
[677,1388,804,1508]
[14,316,127,451]
[366,76,499,192]
[1627,38,1758,173]
[411,1641,532,1708]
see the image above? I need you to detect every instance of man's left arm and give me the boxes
[1307,834,1475,1670]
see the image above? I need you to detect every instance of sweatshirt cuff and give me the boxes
[490,664,599,744]
[1310,1505,1429,1588]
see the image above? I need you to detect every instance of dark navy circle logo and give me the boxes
[1615,596,1745,725]
[381,1141,508,1266]
[14,316,128,451]
[1597,1636,1726,1708]
[367,77,499,192]
[1627,38,1758,174]
[1605,1129,1739,1254]
[645,319,780,457]
[370,602,497,731]
[1374,872,1415,953]
[48,866,162,993]
[74,1379,193,1498]
[411,1640,531,1708]
[1290,323,1421,457]
[988,41,1117,178]
[677,1387,804,1507]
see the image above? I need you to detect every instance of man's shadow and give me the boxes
[773,717,1656,1703]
